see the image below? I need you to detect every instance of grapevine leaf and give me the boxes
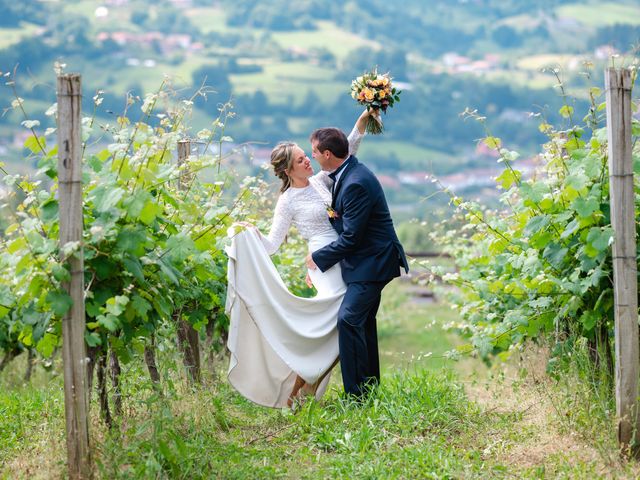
[524,215,550,237]
[85,331,102,347]
[587,227,614,251]
[52,264,71,282]
[543,243,568,269]
[580,310,599,332]
[165,234,196,262]
[123,255,145,283]
[139,200,163,225]
[46,290,73,317]
[123,190,152,219]
[495,169,521,189]
[483,136,501,149]
[24,135,45,153]
[116,226,147,256]
[92,184,125,212]
[158,258,181,285]
[40,199,58,223]
[573,196,599,218]
[97,313,119,332]
[131,294,152,319]
[7,237,26,254]
[559,105,574,118]
[36,332,58,357]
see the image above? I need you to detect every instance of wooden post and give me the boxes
[57,74,91,477]
[606,67,639,455]
[176,140,201,384]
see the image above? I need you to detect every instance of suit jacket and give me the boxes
[312,155,409,283]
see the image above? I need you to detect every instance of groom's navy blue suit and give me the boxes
[312,155,408,397]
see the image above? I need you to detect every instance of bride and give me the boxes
[225,109,375,408]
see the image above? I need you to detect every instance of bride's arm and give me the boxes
[259,194,293,255]
[311,170,332,192]
[348,109,378,155]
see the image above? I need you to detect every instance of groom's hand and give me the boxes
[306,253,317,270]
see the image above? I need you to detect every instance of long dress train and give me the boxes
[225,229,345,407]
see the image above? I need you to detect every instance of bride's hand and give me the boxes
[356,107,380,134]
[305,272,313,288]
[233,221,255,229]
[370,107,381,123]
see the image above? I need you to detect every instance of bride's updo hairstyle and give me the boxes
[271,142,296,193]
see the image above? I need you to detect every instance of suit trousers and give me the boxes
[337,280,389,397]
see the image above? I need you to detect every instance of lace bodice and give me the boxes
[260,126,364,255]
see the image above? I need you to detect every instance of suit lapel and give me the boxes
[331,156,357,208]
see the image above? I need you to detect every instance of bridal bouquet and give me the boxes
[350,68,401,134]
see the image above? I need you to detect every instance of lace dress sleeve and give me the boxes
[347,125,365,156]
[259,193,293,255]
[310,170,333,193]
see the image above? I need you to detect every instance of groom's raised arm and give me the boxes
[312,182,372,272]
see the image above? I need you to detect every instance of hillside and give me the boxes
[0,0,638,213]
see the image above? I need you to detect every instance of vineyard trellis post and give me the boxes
[57,74,92,477]
[605,67,639,455]
[176,139,201,383]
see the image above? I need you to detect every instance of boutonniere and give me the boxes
[325,204,340,219]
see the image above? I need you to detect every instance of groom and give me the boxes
[306,127,409,398]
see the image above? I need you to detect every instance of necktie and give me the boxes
[328,171,337,196]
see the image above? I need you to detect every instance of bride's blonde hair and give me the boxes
[271,142,296,193]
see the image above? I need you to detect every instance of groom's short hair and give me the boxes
[310,128,349,159]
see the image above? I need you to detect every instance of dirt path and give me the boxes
[461,347,637,478]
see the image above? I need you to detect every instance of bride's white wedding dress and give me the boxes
[225,128,363,408]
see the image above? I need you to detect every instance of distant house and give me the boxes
[594,45,619,60]
[441,52,500,75]
[377,174,401,190]
[249,147,273,167]
[97,31,194,55]
[398,172,430,186]
[438,168,497,191]
[498,108,530,124]
[12,131,32,149]
[475,141,500,159]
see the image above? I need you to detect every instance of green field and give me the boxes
[357,140,457,170]
[498,13,545,31]
[0,22,40,49]
[184,6,238,34]
[556,2,640,27]
[270,21,380,61]
[230,61,345,104]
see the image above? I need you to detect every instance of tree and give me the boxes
[491,25,523,48]
[192,64,233,112]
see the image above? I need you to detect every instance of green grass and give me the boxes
[2,285,638,478]
[184,7,236,34]
[270,20,380,61]
[497,13,545,32]
[0,22,41,49]
[60,0,99,20]
[556,2,640,27]
[229,61,345,105]
[378,284,459,371]
[357,140,457,171]
[92,370,494,479]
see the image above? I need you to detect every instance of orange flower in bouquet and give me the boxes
[350,69,401,134]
